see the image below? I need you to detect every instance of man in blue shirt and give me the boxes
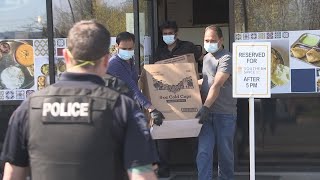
[107,32,165,126]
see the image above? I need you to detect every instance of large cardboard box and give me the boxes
[155,53,199,79]
[142,63,202,139]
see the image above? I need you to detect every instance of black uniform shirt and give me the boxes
[154,39,202,62]
[0,72,157,170]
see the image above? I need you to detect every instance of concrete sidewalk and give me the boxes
[159,172,320,180]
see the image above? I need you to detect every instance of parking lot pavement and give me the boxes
[159,171,320,180]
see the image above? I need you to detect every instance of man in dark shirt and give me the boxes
[154,20,203,178]
[154,20,202,62]
[0,20,157,180]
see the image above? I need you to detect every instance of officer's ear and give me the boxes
[102,53,110,68]
[63,49,71,64]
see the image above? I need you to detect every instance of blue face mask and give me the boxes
[204,42,219,54]
[163,35,176,45]
[118,49,134,60]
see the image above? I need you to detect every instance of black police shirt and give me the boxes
[0,72,157,169]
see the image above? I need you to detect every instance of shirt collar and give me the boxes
[59,72,105,85]
[115,55,134,66]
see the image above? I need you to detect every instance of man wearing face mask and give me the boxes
[154,20,202,62]
[153,20,203,178]
[107,32,165,127]
[195,25,237,180]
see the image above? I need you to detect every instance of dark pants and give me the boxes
[156,139,170,171]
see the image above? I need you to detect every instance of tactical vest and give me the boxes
[28,84,127,180]
[103,74,131,97]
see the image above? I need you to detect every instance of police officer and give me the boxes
[0,20,157,180]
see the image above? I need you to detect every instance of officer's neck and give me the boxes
[67,68,101,77]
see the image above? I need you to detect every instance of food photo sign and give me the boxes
[0,38,67,101]
[235,30,320,94]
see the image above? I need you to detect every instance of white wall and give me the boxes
[178,27,230,53]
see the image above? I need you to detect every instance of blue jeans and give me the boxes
[197,113,237,180]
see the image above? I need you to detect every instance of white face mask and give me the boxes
[163,35,176,45]
[204,42,219,54]
[118,49,134,60]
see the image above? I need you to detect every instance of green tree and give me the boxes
[54,0,133,37]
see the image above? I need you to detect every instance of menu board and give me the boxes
[0,38,67,101]
[235,30,320,94]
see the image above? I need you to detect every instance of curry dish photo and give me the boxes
[15,44,34,67]
[271,48,290,87]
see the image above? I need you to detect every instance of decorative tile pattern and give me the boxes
[16,90,25,100]
[34,39,49,56]
[26,90,35,98]
[5,90,15,100]
[243,33,250,40]
[235,33,242,41]
[57,38,66,47]
[0,91,4,100]
[267,32,274,39]
[274,31,281,39]
[258,32,266,39]
[282,32,289,38]
[250,33,257,39]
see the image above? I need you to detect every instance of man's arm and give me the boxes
[2,163,28,180]
[203,71,230,108]
[127,164,157,180]
[113,96,158,179]
[107,60,152,109]
[198,79,203,86]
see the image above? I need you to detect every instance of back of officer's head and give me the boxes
[67,20,110,61]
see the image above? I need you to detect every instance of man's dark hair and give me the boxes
[160,20,178,33]
[205,25,223,38]
[116,32,135,45]
[67,20,110,61]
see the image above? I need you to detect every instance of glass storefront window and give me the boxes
[52,0,135,80]
[138,0,153,67]
[0,0,47,101]
[0,0,47,39]
[234,0,320,33]
[0,0,48,157]
[233,0,320,166]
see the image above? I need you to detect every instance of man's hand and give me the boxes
[195,106,210,124]
[150,109,165,126]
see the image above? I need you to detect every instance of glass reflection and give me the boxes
[0,0,47,39]
[52,0,134,80]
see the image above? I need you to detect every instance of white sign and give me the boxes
[233,42,271,98]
